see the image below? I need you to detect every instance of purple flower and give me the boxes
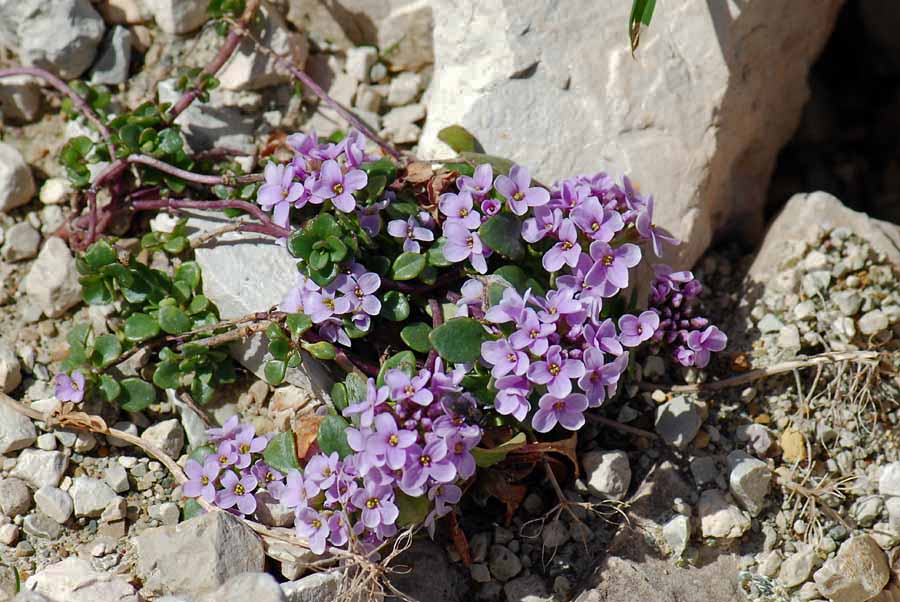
[542,219,582,272]
[635,196,679,257]
[481,198,501,216]
[442,221,488,273]
[233,425,267,469]
[571,196,624,242]
[618,310,660,347]
[429,358,465,397]
[295,507,330,554]
[585,241,642,295]
[305,289,352,324]
[484,286,528,324]
[557,180,591,211]
[494,375,531,421]
[480,338,529,378]
[532,393,588,433]
[338,271,382,317]
[343,378,389,428]
[584,319,624,356]
[55,370,85,403]
[214,441,239,469]
[385,369,433,406]
[351,480,399,530]
[428,482,462,516]
[444,433,477,480]
[439,191,481,230]
[578,349,629,406]
[457,163,493,199]
[311,159,367,212]
[522,206,562,243]
[183,458,220,503]
[368,413,418,470]
[401,439,457,495]
[387,216,434,253]
[527,345,585,397]
[258,163,304,228]
[327,512,350,547]
[277,469,316,509]
[536,288,581,323]
[205,414,241,442]
[686,325,727,368]
[305,452,340,490]
[216,470,259,515]
[495,165,550,215]
[509,309,555,355]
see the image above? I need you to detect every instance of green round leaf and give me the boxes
[152,361,181,389]
[83,240,117,269]
[395,491,431,527]
[302,341,336,360]
[478,213,524,260]
[93,334,122,368]
[429,318,487,363]
[80,275,113,305]
[437,125,479,154]
[268,337,292,360]
[119,378,156,411]
[391,252,427,281]
[376,351,417,387]
[317,415,353,459]
[263,432,301,474]
[98,374,121,402]
[124,313,160,342]
[175,261,201,290]
[285,313,313,339]
[264,359,287,386]
[182,498,204,521]
[401,323,432,353]
[381,291,410,321]
[330,382,348,412]
[427,238,453,267]
[158,305,192,335]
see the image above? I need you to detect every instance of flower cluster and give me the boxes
[258,130,372,229]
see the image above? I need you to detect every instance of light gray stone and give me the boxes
[698,489,750,539]
[655,396,702,449]
[0,0,105,79]
[39,178,71,205]
[387,71,422,106]
[2,222,41,261]
[197,572,286,602]
[23,237,82,318]
[140,419,184,458]
[662,515,690,557]
[778,546,816,589]
[757,313,783,333]
[253,491,294,528]
[381,103,425,143]
[89,26,132,85]
[541,519,569,548]
[69,477,117,518]
[879,462,900,497]
[218,3,308,91]
[22,512,61,539]
[813,535,890,602]
[858,309,889,336]
[726,451,771,516]
[108,421,137,447]
[582,449,631,500]
[421,0,842,270]
[185,210,333,398]
[0,143,35,213]
[30,557,138,602]
[852,495,884,528]
[104,464,130,493]
[345,46,378,82]
[504,574,549,602]
[33,486,72,524]
[35,433,56,451]
[281,571,341,602]
[144,0,206,34]
[488,544,521,582]
[135,511,265,597]
[0,478,32,516]
[11,449,67,489]
[148,502,179,525]
[0,399,34,451]
[0,524,18,546]
[832,291,862,317]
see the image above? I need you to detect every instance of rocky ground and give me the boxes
[0,1,898,602]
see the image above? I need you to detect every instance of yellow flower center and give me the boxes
[355,286,364,298]
[513,191,525,201]
[591,222,600,232]
[388,434,399,447]
[312,519,322,529]
[405,385,415,395]
[459,208,468,217]
[333,183,344,194]
[239,443,250,454]
[549,363,560,376]
[420,455,432,467]
[366,498,379,509]
[562,241,573,250]
[507,352,517,362]
[603,255,614,266]
[200,476,209,486]
[234,484,245,495]
[553,400,566,411]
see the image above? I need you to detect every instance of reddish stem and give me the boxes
[127,154,263,186]
[0,66,115,156]
[131,198,291,238]
[168,0,262,121]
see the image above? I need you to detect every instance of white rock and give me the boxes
[2,222,41,261]
[140,419,184,458]
[387,71,422,106]
[420,0,842,269]
[813,535,890,602]
[382,102,426,143]
[858,310,889,336]
[758,550,783,578]
[0,401,35,453]
[218,3,309,91]
[655,396,702,449]
[0,143,35,213]
[778,545,816,589]
[95,0,151,25]
[186,211,333,398]
[0,0,106,79]
[581,449,631,500]
[727,451,771,517]
[148,502,179,525]
[89,25,132,85]
[157,79,257,153]
[662,515,690,558]
[698,490,750,539]
[31,557,138,602]
[104,464,130,493]
[0,75,41,122]
[346,46,378,82]
[253,491,295,528]
[879,462,900,497]
[35,433,56,451]
[144,0,207,34]
[0,477,32,516]
[0,524,18,546]
[11,449,67,489]
[34,486,73,524]
[354,83,383,113]
[69,477,117,518]
[23,237,82,318]
[196,572,286,602]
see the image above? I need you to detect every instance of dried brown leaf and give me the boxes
[293,414,326,461]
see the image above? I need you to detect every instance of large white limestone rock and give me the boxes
[419,0,844,269]
[185,211,333,402]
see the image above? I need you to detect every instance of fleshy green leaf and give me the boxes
[119,378,157,411]
[263,432,301,474]
[331,382,348,412]
[478,213,523,260]
[429,318,487,363]
[437,125,479,154]
[80,276,113,305]
[345,372,368,404]
[153,361,181,389]
[158,305,192,335]
[98,374,121,402]
[471,432,527,467]
[317,415,353,459]
[182,498,204,521]
[93,334,122,368]
[427,238,453,267]
[391,252,427,281]
[401,323,432,353]
[395,491,430,527]
[264,359,287,385]
[83,240,117,269]
[302,341,336,360]
[269,337,292,360]
[381,291,410,321]
[377,350,416,386]
[124,313,160,342]
[286,313,313,339]
[175,261,201,290]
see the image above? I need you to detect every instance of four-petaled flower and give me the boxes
[442,221,488,274]
[258,163,304,228]
[439,191,481,230]
[495,165,550,215]
[387,216,434,253]
[542,219,582,272]
[311,159,367,212]
[216,470,259,515]
[687,325,727,368]
[481,338,529,379]
[585,241,642,296]
[183,458,220,503]
[527,345,585,397]
[618,310,660,347]
[55,370,86,403]
[532,393,589,433]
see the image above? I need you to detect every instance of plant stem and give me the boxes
[0,66,115,155]
[131,198,292,238]
[168,0,262,121]
[127,154,264,186]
